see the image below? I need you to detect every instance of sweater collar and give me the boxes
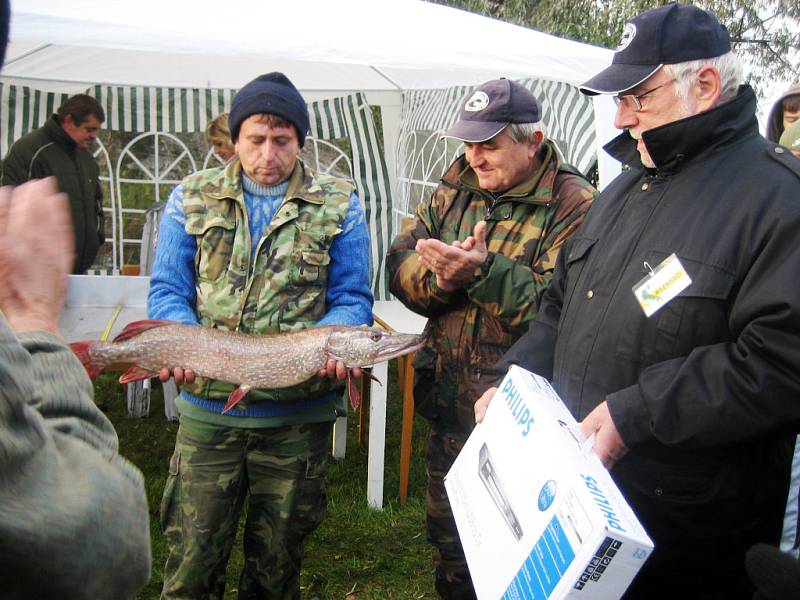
[604,85,759,173]
[241,174,290,197]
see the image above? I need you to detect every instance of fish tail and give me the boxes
[69,340,106,379]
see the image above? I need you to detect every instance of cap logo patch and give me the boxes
[616,23,636,52]
[464,91,490,112]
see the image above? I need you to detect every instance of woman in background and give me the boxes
[205,112,235,163]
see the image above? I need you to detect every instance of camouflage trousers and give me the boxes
[426,427,478,600]
[160,414,331,600]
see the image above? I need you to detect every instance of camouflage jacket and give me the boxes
[181,159,355,407]
[386,141,595,434]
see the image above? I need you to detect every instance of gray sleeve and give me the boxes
[0,316,151,599]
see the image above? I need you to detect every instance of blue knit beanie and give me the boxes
[228,72,309,145]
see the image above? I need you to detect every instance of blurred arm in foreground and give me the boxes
[0,178,151,599]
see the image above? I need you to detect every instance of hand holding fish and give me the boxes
[0,179,74,336]
[318,358,364,381]
[159,366,195,385]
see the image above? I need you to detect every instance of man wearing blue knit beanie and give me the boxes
[147,71,374,598]
[227,72,311,146]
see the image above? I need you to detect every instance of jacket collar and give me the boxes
[604,85,760,173]
[44,114,77,150]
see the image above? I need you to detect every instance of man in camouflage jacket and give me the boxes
[147,73,373,599]
[386,78,595,599]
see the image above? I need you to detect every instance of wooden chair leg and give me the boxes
[397,352,406,389]
[357,367,371,447]
[399,354,415,504]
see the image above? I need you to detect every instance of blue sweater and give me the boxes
[147,170,374,421]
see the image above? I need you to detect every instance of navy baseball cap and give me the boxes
[580,3,731,95]
[443,78,541,143]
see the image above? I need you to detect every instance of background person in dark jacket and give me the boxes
[1,93,105,273]
[475,5,800,599]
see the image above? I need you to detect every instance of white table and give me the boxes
[60,274,167,417]
[59,276,428,509]
[60,274,150,342]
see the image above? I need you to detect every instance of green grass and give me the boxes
[95,363,436,599]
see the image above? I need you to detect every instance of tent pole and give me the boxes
[3,44,53,66]
[369,66,402,91]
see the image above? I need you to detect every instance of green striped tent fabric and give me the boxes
[307,94,392,301]
[90,85,237,134]
[0,83,392,299]
[0,83,70,151]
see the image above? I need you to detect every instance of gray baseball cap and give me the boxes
[443,78,542,143]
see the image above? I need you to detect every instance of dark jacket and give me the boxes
[766,83,800,142]
[1,115,104,273]
[502,86,800,597]
[387,141,595,435]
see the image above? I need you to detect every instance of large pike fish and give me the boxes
[70,319,426,414]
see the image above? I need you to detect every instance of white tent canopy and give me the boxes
[6,0,611,93]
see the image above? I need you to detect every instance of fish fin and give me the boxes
[363,370,381,385]
[346,369,380,410]
[347,372,361,410]
[69,341,104,379]
[113,319,174,343]
[119,365,159,384]
[222,384,251,414]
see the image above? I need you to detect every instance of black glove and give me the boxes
[745,543,800,600]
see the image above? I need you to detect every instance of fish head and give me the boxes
[326,326,427,367]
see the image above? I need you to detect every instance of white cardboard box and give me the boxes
[445,366,653,600]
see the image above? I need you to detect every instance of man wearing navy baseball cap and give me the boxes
[476,3,800,599]
[387,78,595,598]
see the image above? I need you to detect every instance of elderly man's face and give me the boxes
[463,129,540,193]
[613,69,692,168]
[235,114,300,186]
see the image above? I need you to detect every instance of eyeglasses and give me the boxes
[613,79,676,112]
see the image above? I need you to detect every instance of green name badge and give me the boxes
[632,253,692,317]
